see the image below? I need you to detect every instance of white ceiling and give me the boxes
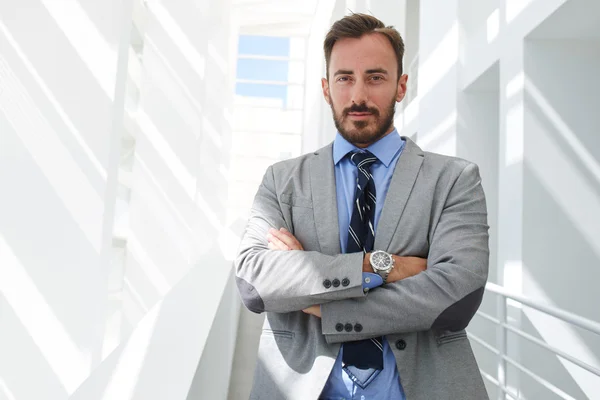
[232,0,320,37]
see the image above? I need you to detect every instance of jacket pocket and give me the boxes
[436,329,467,345]
[262,329,295,339]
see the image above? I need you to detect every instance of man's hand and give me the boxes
[302,305,321,318]
[266,228,319,317]
[363,253,427,283]
[267,227,304,251]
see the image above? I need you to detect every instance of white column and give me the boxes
[416,0,460,156]
[497,39,525,398]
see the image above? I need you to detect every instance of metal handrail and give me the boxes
[469,282,600,400]
[484,282,600,336]
[476,310,600,377]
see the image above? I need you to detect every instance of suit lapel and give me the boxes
[309,143,341,255]
[374,137,424,252]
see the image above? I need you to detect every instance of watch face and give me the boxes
[371,251,391,271]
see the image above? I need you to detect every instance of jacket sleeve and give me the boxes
[234,165,366,314]
[320,162,489,342]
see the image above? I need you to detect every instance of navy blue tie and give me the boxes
[342,150,384,370]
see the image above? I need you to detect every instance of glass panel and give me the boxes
[238,35,290,56]
[236,58,289,82]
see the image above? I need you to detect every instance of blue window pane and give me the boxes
[236,59,289,82]
[236,83,288,106]
[238,35,290,57]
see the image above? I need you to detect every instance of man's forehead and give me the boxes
[329,34,396,66]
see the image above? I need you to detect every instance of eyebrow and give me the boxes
[333,68,389,76]
[366,68,388,75]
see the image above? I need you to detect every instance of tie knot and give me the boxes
[349,150,377,169]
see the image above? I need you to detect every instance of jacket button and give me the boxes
[395,339,407,350]
[344,323,353,332]
[341,278,350,287]
[354,324,363,332]
[332,278,340,287]
[335,323,344,332]
[323,279,332,289]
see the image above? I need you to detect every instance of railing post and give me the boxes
[497,294,508,400]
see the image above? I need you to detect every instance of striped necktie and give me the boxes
[343,150,384,370]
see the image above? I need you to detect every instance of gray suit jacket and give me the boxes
[235,137,490,399]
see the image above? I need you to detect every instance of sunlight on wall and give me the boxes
[40,0,117,99]
[487,8,500,43]
[0,52,104,253]
[0,378,17,400]
[147,1,206,81]
[100,301,161,400]
[0,234,88,393]
[503,260,523,308]
[418,110,457,149]
[525,76,600,185]
[505,0,534,23]
[525,76,600,260]
[418,21,459,97]
[136,110,197,200]
[0,20,107,181]
[127,235,171,296]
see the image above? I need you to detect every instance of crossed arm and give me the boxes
[266,227,427,317]
[235,163,489,338]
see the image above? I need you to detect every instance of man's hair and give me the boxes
[324,13,405,81]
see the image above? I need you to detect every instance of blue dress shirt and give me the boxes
[320,130,407,400]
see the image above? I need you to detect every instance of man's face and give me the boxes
[322,33,407,148]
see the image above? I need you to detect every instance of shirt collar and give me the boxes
[333,128,403,168]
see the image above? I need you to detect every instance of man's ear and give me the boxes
[396,73,408,102]
[322,77,331,105]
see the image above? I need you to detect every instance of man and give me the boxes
[235,13,489,400]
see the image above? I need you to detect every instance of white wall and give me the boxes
[519,37,600,399]
[0,0,238,398]
[0,0,126,398]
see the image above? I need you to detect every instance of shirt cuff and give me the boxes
[362,272,383,290]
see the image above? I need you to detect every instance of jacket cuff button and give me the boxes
[344,323,353,332]
[335,323,344,332]
[354,323,363,332]
[341,278,350,287]
[332,278,340,287]
[395,339,407,350]
[323,279,332,288]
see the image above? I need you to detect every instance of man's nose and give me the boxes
[351,80,369,104]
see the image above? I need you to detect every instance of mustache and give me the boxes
[344,104,379,116]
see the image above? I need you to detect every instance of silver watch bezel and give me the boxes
[370,250,394,275]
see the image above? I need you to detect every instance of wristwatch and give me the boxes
[370,250,395,283]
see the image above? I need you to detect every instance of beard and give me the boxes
[330,96,397,147]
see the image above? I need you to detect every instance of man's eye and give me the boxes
[371,76,383,81]
[338,77,349,82]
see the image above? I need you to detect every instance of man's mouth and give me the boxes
[347,112,373,119]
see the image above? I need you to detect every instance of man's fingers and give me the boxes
[279,228,304,250]
[267,232,290,250]
[269,228,303,250]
